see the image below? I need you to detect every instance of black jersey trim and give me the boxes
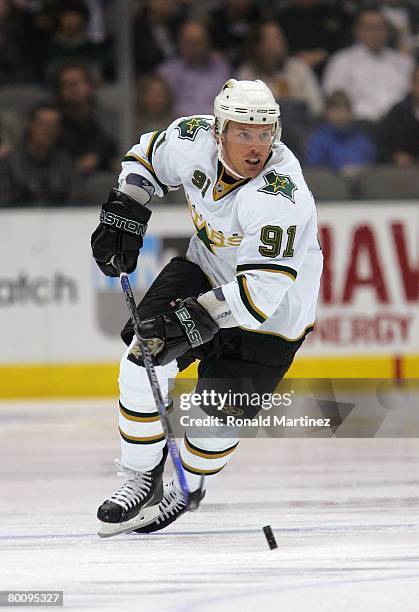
[237,274,267,323]
[122,153,169,195]
[146,130,164,164]
[236,263,297,280]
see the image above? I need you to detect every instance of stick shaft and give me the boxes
[119,272,190,507]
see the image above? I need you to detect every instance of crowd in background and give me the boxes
[0,0,419,206]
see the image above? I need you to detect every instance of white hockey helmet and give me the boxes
[214,79,281,140]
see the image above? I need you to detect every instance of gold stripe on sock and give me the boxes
[184,436,238,459]
[119,427,165,444]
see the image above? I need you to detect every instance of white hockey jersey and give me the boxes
[119,115,323,341]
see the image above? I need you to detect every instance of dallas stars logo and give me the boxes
[221,80,235,92]
[258,171,298,203]
[195,223,218,254]
[177,117,210,141]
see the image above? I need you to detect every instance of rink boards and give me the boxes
[0,201,418,397]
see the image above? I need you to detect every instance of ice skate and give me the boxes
[133,480,205,534]
[97,451,166,538]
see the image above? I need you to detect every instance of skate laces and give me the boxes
[109,466,153,511]
[156,481,185,523]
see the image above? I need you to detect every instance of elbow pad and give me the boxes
[119,173,155,205]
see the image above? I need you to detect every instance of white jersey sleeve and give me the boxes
[118,118,188,198]
[221,180,318,329]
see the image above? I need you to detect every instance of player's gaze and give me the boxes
[223,124,276,146]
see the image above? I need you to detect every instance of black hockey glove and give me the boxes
[134,297,218,366]
[91,188,151,277]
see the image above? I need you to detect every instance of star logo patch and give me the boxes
[177,117,210,141]
[258,171,298,203]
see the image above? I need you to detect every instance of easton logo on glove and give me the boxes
[175,306,203,347]
[100,210,147,237]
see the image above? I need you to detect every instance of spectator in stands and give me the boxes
[379,0,419,54]
[276,0,353,75]
[133,0,184,75]
[0,0,28,83]
[305,91,376,175]
[11,0,56,83]
[237,21,324,117]
[378,64,419,166]
[323,8,414,122]
[84,0,108,44]
[236,21,322,160]
[0,103,81,207]
[0,109,21,157]
[158,20,231,117]
[134,74,175,135]
[207,0,263,68]
[42,0,112,83]
[54,62,118,175]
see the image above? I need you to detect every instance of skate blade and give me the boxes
[97,503,160,538]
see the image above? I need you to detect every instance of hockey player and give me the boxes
[91,79,323,537]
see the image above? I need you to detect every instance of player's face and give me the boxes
[221,121,275,178]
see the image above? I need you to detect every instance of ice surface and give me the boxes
[1,400,418,612]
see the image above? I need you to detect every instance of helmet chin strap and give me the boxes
[216,139,248,180]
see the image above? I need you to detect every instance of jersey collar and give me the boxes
[212,151,273,202]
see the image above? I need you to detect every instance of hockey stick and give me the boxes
[115,257,203,511]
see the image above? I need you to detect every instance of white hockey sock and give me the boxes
[180,432,239,492]
[118,339,178,472]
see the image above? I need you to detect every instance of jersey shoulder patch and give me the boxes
[176,116,211,141]
[257,169,298,204]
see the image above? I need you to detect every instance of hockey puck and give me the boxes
[263,525,278,550]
